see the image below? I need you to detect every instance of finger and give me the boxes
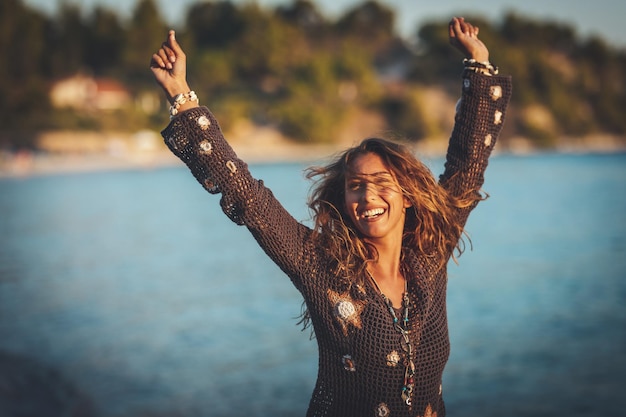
[451,17,463,38]
[150,53,166,69]
[465,23,476,37]
[156,31,177,66]
[460,20,471,35]
[157,48,173,69]
[161,43,176,63]
[167,30,185,60]
[458,24,470,40]
[456,17,466,28]
[449,17,459,38]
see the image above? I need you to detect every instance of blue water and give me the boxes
[1,152,625,417]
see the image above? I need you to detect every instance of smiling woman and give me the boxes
[149,17,511,417]
[343,152,411,246]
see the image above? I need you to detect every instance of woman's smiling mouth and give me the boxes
[360,207,386,220]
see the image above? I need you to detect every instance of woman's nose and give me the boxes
[362,183,377,201]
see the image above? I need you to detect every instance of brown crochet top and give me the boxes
[161,72,512,417]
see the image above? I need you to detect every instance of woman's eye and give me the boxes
[374,179,395,190]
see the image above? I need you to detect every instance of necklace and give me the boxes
[366,270,415,407]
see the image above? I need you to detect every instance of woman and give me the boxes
[150,17,511,417]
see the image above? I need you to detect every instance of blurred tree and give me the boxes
[586,39,626,134]
[409,20,459,84]
[191,49,236,94]
[46,3,88,78]
[335,1,395,49]
[123,0,167,89]
[84,7,126,77]
[0,0,48,81]
[0,0,51,131]
[0,0,624,148]
[186,1,245,49]
[378,92,430,141]
[275,0,330,42]
[500,13,577,54]
[334,42,382,106]
[233,4,310,82]
[270,52,346,142]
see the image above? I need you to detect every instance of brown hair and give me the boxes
[306,137,481,283]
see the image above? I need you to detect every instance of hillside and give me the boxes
[0,0,624,156]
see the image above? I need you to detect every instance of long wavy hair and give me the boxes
[305,137,483,285]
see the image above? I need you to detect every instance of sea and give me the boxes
[0,151,625,417]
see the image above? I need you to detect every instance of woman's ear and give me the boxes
[403,196,412,209]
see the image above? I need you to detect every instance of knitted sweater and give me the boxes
[162,72,512,417]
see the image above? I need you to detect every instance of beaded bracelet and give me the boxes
[463,58,499,76]
[169,91,199,119]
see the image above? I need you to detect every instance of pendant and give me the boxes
[402,359,416,406]
[402,379,414,406]
[399,333,411,354]
[402,388,412,406]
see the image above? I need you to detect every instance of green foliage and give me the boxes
[48,4,88,78]
[412,11,626,147]
[0,0,51,131]
[186,1,245,49]
[378,93,430,141]
[84,7,126,77]
[270,53,346,142]
[336,0,395,45]
[1,0,625,150]
[123,0,168,89]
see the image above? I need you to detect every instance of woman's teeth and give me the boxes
[361,208,385,219]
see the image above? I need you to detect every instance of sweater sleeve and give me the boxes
[439,71,512,226]
[161,107,317,290]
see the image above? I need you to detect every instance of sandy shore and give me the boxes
[0,141,352,179]
[1,130,624,179]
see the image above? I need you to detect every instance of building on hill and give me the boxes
[50,74,131,111]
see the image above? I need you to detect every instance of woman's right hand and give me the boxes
[150,30,198,111]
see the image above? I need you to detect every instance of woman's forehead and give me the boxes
[345,170,394,181]
[346,152,391,175]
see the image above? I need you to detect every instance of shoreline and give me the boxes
[1,134,625,179]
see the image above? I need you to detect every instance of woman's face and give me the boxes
[344,152,411,244]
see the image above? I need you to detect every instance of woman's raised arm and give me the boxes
[150,30,199,117]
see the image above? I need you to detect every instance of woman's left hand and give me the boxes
[448,17,489,62]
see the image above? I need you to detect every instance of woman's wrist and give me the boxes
[163,79,191,103]
[470,52,489,63]
[168,90,200,119]
[174,100,199,115]
[463,58,498,76]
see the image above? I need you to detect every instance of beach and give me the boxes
[1,126,625,179]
